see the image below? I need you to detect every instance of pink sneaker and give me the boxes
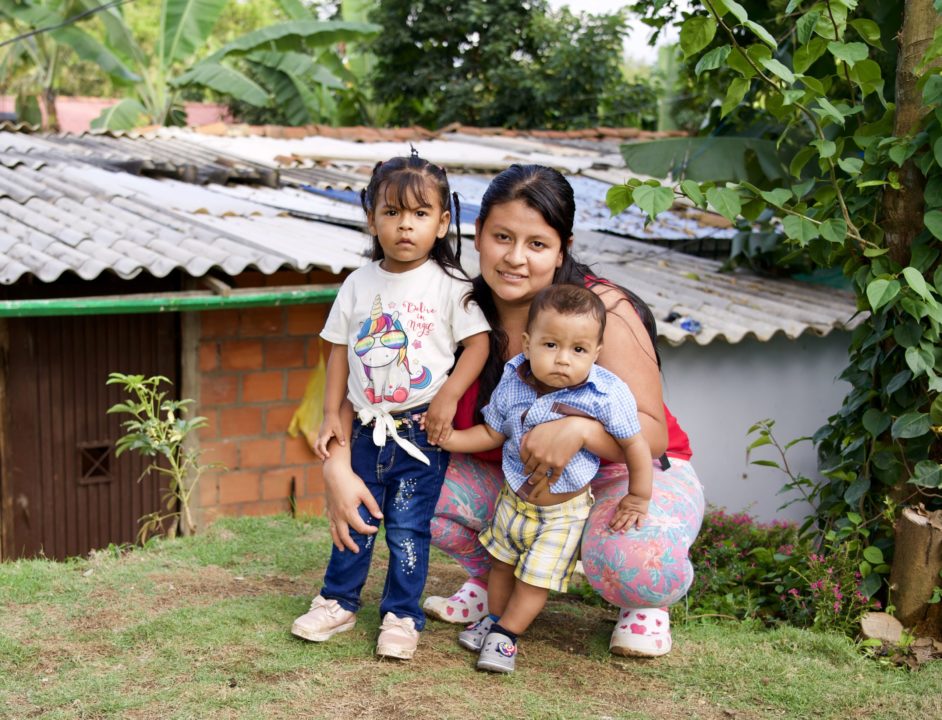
[291,595,356,642]
[376,613,419,660]
[422,578,488,624]
[609,608,673,657]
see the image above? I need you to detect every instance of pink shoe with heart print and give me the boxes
[422,578,488,624]
[609,608,672,657]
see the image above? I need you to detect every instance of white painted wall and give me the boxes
[660,332,852,523]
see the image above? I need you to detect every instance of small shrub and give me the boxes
[683,508,801,623]
[683,507,881,636]
[107,373,219,541]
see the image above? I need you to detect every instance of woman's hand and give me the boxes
[519,416,591,494]
[323,456,382,552]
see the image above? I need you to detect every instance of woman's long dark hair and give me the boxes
[360,149,466,280]
[471,164,660,420]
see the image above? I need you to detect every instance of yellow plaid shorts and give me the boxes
[479,484,593,592]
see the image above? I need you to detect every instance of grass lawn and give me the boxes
[1,515,940,720]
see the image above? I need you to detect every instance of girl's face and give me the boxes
[368,180,450,273]
[474,199,566,306]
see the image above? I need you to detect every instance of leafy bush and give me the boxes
[684,507,881,636]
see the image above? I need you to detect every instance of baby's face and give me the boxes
[522,309,602,389]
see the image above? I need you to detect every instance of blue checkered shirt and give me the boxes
[482,353,642,494]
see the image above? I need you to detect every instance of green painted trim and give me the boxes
[0,285,341,318]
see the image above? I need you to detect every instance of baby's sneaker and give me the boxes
[423,578,488,623]
[609,607,672,657]
[457,615,495,652]
[291,595,356,642]
[376,613,419,660]
[476,631,517,673]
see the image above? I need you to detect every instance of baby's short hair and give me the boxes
[527,284,606,341]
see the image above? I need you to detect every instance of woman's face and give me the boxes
[474,199,567,306]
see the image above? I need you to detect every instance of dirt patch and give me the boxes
[271,648,738,720]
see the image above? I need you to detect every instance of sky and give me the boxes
[546,0,686,65]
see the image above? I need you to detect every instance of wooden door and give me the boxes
[3,313,178,559]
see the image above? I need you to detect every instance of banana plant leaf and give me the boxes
[247,49,345,89]
[0,0,50,26]
[161,0,227,67]
[90,97,148,131]
[202,20,381,64]
[51,25,141,83]
[277,0,311,20]
[620,136,788,184]
[15,93,42,126]
[172,61,270,107]
[340,0,376,81]
[78,0,147,70]
[317,50,359,86]
[249,62,317,126]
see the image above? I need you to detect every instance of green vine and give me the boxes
[609,0,942,600]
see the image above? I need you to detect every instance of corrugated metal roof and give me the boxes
[181,121,683,143]
[0,127,861,346]
[160,128,612,174]
[574,231,862,346]
[0,161,368,283]
[0,131,279,185]
[278,164,369,191]
[167,130,738,247]
[450,231,860,348]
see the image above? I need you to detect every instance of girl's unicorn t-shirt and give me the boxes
[320,259,490,415]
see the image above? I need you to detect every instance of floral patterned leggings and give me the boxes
[430,454,705,609]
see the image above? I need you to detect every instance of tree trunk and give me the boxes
[881,0,942,265]
[41,86,60,132]
[889,506,942,638]
[41,44,61,132]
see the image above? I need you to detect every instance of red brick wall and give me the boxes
[194,270,342,527]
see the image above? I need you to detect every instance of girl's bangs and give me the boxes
[381,171,437,210]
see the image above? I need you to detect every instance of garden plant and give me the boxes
[608,0,942,634]
[107,372,217,540]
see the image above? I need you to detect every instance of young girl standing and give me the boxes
[291,151,490,660]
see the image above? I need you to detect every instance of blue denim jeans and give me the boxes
[320,414,449,631]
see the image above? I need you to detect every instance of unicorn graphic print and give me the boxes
[354,294,432,404]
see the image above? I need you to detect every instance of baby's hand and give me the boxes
[435,433,458,452]
[313,414,346,460]
[423,393,457,445]
[609,493,650,532]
